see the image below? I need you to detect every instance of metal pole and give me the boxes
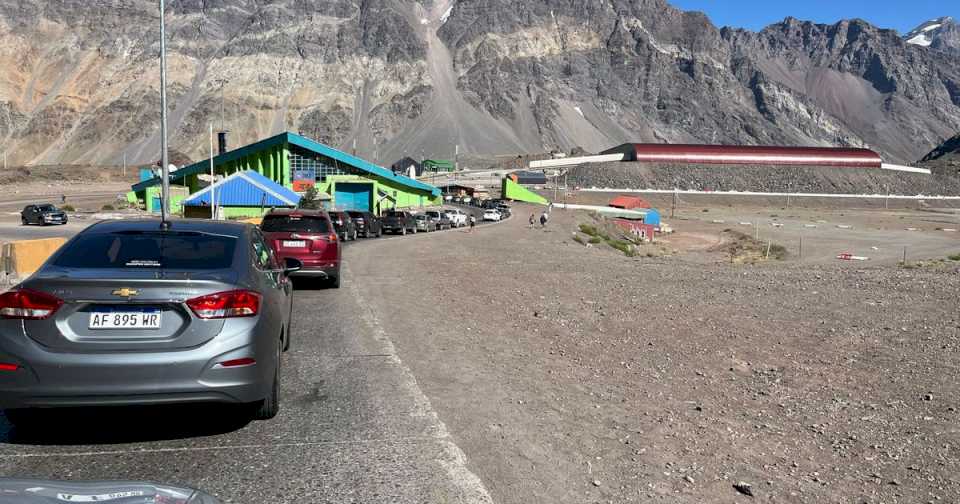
[671,188,677,218]
[122,152,127,177]
[903,246,907,263]
[220,83,226,132]
[159,0,170,222]
[210,123,215,220]
[799,236,803,260]
[885,185,889,210]
[563,172,568,207]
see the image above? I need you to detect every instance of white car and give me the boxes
[482,209,501,222]
[445,209,468,227]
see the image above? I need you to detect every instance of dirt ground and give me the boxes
[349,204,960,504]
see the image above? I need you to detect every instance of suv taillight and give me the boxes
[186,290,261,319]
[0,289,63,320]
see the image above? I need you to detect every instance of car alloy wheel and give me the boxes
[253,338,282,420]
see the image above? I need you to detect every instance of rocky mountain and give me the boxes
[919,132,960,170]
[904,16,960,54]
[0,0,958,169]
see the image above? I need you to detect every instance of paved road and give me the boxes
[0,192,122,212]
[0,244,492,503]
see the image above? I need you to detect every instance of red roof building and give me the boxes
[608,195,652,209]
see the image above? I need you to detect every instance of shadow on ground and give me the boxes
[0,403,253,445]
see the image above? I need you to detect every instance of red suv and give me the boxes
[260,209,341,288]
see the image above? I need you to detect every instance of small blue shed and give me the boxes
[182,170,302,218]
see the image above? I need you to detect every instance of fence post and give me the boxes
[799,236,803,260]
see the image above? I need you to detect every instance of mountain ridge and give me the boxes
[0,0,957,169]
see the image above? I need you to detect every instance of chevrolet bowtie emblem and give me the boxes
[112,288,140,298]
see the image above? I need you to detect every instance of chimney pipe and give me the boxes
[217,131,228,155]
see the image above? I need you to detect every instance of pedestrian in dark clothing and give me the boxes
[469,215,476,232]
[529,213,535,227]
[539,212,548,227]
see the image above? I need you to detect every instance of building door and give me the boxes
[334,183,372,211]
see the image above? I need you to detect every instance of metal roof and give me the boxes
[133,132,441,197]
[601,143,883,168]
[183,170,300,207]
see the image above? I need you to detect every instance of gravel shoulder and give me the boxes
[349,205,960,503]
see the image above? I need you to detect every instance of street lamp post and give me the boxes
[159,0,170,222]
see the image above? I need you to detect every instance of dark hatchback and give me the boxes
[327,211,358,241]
[21,204,68,226]
[261,210,341,288]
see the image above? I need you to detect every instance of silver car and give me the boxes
[0,219,299,424]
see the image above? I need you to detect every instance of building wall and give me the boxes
[317,174,441,213]
[144,186,190,214]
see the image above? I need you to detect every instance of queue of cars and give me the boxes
[0,204,503,425]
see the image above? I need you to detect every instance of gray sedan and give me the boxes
[0,219,299,424]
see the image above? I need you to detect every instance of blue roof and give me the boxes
[133,132,441,197]
[183,170,300,207]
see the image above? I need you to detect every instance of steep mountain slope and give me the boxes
[919,132,960,174]
[904,16,960,54]
[0,0,958,168]
[440,0,960,163]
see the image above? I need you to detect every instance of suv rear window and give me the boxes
[385,211,405,217]
[261,215,330,233]
[53,232,237,270]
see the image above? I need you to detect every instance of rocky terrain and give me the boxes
[904,16,960,55]
[354,207,960,504]
[920,132,960,171]
[0,0,958,168]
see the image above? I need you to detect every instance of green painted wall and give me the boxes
[143,186,190,214]
[317,174,440,214]
[502,178,549,205]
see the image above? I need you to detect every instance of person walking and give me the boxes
[529,213,535,227]
[539,211,548,228]
[469,214,476,233]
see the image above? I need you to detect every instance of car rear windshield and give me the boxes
[261,215,330,233]
[37,205,57,212]
[385,211,405,217]
[53,231,238,270]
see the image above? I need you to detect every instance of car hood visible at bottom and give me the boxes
[0,479,220,503]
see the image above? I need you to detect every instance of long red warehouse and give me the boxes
[601,143,883,168]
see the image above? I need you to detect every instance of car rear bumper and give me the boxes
[0,325,275,409]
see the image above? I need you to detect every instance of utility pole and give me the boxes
[210,123,215,220]
[671,188,677,218]
[122,152,127,177]
[159,0,171,222]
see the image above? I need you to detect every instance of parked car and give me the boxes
[414,214,432,232]
[347,211,382,238]
[445,209,468,227]
[261,209,341,288]
[0,219,299,424]
[382,210,417,235]
[496,204,512,219]
[327,211,358,241]
[424,210,452,231]
[482,209,502,222]
[21,204,68,226]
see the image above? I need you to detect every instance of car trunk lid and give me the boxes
[20,269,238,352]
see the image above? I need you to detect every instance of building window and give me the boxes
[288,146,361,182]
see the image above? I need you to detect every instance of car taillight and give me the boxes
[186,290,261,319]
[0,289,63,320]
[327,233,338,242]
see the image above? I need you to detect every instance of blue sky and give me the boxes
[668,0,957,34]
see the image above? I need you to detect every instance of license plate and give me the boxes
[283,240,307,248]
[89,308,161,330]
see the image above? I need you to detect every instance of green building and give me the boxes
[131,131,442,216]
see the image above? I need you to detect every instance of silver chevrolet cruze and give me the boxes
[0,219,299,425]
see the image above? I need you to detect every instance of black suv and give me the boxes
[347,211,382,238]
[21,204,68,226]
[381,210,417,235]
[327,211,358,241]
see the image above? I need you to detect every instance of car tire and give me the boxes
[401,227,407,236]
[352,230,358,241]
[20,217,27,226]
[377,228,382,238]
[253,339,282,420]
[330,271,340,288]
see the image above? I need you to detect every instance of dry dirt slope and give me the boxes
[347,209,960,503]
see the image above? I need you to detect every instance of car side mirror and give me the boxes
[283,257,302,275]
